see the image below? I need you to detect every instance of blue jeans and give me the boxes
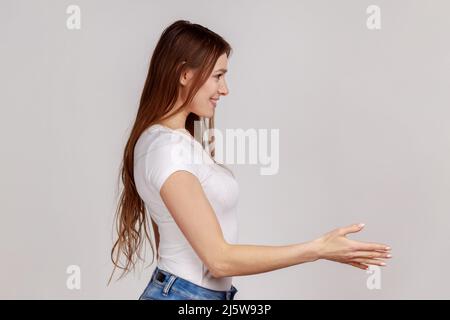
[139,267,238,300]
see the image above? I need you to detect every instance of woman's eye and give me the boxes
[215,74,223,79]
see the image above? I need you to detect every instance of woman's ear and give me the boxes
[179,67,194,87]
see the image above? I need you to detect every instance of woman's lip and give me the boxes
[210,99,217,107]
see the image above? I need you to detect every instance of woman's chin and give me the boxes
[200,111,215,119]
[192,106,215,119]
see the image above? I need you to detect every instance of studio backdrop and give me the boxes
[1,0,449,299]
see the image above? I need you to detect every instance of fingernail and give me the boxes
[359,223,365,227]
[386,254,392,258]
[381,262,386,266]
[385,247,391,250]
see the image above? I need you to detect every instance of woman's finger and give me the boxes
[351,258,387,266]
[348,262,369,270]
[351,251,392,259]
[353,240,391,252]
[339,223,365,236]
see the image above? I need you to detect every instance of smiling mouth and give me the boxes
[210,99,218,107]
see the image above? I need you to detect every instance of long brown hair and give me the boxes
[108,20,233,284]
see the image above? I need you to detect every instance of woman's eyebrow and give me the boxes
[214,68,228,73]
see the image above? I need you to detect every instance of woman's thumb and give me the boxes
[339,223,365,236]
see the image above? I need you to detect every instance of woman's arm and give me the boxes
[216,224,390,277]
[160,171,391,278]
[213,242,319,277]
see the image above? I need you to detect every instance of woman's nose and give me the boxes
[219,81,229,96]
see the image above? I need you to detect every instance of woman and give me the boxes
[109,20,392,300]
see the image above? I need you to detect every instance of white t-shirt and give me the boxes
[133,124,239,291]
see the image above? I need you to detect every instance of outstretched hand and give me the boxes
[312,223,392,270]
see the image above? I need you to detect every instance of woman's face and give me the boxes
[181,53,229,118]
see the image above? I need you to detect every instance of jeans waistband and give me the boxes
[151,266,238,300]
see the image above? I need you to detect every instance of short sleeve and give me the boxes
[145,134,204,192]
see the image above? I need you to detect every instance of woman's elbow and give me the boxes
[209,244,232,278]
[210,262,228,278]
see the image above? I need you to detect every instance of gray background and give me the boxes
[1,0,449,299]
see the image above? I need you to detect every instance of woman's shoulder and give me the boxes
[134,125,216,191]
[134,125,208,165]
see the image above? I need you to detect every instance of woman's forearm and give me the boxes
[213,241,320,278]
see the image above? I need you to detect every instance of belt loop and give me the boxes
[151,267,158,282]
[162,275,177,296]
[227,285,238,300]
